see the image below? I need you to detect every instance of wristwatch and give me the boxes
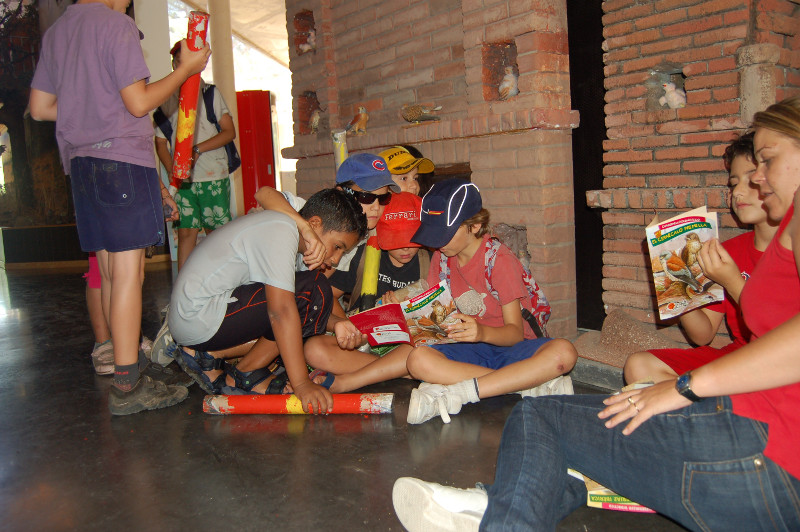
[676,371,703,402]
[192,145,201,155]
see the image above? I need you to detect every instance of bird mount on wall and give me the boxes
[346,106,369,135]
[498,66,519,100]
[401,103,442,124]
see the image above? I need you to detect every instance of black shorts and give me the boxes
[189,270,333,351]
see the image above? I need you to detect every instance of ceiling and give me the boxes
[184,0,290,68]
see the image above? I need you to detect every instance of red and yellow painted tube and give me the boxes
[202,392,394,415]
[359,235,381,311]
[169,11,210,193]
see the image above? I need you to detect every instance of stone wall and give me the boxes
[587,0,800,345]
[283,0,579,338]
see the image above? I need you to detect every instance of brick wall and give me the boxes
[588,0,800,345]
[283,0,579,338]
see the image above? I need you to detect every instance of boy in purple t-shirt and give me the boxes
[29,0,210,415]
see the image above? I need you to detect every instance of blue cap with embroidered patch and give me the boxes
[412,178,482,249]
[335,153,400,193]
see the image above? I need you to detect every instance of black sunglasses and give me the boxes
[342,187,392,206]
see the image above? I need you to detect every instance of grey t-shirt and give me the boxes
[168,211,300,345]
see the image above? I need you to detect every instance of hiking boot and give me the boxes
[91,340,115,376]
[141,360,194,388]
[517,375,574,398]
[150,315,176,366]
[392,477,486,532]
[108,375,188,415]
[407,383,464,425]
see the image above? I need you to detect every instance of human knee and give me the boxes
[405,347,437,379]
[303,335,338,367]
[539,338,577,374]
[623,351,652,383]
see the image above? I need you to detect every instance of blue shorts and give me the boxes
[432,338,552,370]
[70,157,165,252]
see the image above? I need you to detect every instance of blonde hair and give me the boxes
[752,96,800,145]
[462,208,490,238]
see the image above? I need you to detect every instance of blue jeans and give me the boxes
[482,395,800,531]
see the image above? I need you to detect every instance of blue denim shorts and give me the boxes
[70,157,165,252]
[432,338,552,370]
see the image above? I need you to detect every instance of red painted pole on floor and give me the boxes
[169,11,209,193]
[202,393,394,415]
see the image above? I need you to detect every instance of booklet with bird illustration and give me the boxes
[646,206,723,320]
[348,280,459,347]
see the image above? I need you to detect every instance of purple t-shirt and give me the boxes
[31,3,155,171]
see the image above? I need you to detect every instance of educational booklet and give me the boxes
[645,206,723,320]
[348,280,459,347]
[567,469,655,513]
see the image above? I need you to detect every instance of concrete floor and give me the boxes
[0,264,687,531]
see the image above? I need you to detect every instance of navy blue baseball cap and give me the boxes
[412,179,482,248]
[335,153,400,192]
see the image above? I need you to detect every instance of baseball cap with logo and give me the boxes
[379,146,435,175]
[412,179,482,249]
[335,153,400,193]
[376,192,423,250]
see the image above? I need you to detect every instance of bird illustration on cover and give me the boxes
[659,251,702,292]
[680,232,702,267]
[401,104,442,123]
[346,106,369,135]
[498,66,519,100]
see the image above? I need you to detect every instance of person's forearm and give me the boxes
[195,128,235,153]
[155,140,173,173]
[477,322,524,346]
[691,313,800,398]
[120,65,197,118]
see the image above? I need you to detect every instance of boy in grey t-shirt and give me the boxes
[169,188,367,413]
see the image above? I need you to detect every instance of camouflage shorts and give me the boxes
[174,178,232,230]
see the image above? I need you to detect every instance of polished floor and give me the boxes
[0,264,686,531]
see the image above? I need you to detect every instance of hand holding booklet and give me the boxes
[348,280,460,347]
[645,206,724,320]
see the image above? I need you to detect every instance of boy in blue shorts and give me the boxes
[29,0,211,415]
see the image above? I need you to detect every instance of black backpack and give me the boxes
[203,85,241,174]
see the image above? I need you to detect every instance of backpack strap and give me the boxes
[203,84,219,130]
[153,107,173,144]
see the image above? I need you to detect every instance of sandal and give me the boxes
[309,369,335,390]
[173,347,226,394]
[219,363,289,395]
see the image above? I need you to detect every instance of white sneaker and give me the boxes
[150,315,175,366]
[393,477,485,532]
[518,375,574,398]
[407,384,464,425]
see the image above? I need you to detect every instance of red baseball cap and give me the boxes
[376,192,423,250]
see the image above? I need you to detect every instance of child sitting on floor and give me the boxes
[304,192,431,372]
[167,188,367,412]
[306,179,578,424]
[624,132,778,384]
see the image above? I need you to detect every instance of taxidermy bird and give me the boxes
[309,109,321,133]
[298,29,316,54]
[659,82,686,109]
[680,232,703,268]
[659,251,702,292]
[401,103,442,123]
[498,66,519,100]
[346,106,369,135]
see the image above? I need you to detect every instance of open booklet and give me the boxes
[348,280,460,347]
[645,206,724,320]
